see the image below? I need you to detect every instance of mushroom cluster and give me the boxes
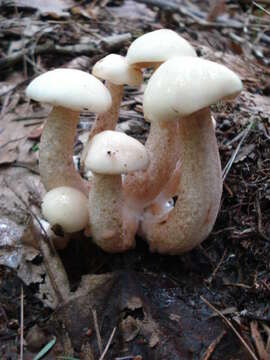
[26,29,242,254]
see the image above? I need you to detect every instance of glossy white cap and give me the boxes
[127,29,196,67]
[42,187,89,233]
[85,130,149,175]
[143,57,243,123]
[26,68,112,112]
[92,54,142,86]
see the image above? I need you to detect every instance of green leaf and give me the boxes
[31,143,39,152]
[33,337,56,360]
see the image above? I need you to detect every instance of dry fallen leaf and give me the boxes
[5,0,74,17]
[0,167,69,309]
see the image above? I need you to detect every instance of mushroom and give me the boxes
[84,130,149,252]
[80,54,142,169]
[123,29,197,209]
[42,186,89,235]
[141,56,242,254]
[26,68,112,196]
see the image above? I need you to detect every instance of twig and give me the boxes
[98,327,117,360]
[20,285,24,360]
[201,296,258,360]
[12,114,47,122]
[223,128,248,147]
[92,309,103,355]
[224,283,252,289]
[222,121,254,181]
[248,0,270,4]
[250,321,269,360]
[201,329,226,360]
[24,120,44,127]
[115,357,142,360]
[0,136,26,150]
[253,1,270,16]
[205,249,227,284]
[0,78,31,98]
[0,33,131,71]
[11,162,40,175]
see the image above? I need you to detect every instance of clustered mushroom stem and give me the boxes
[81,81,123,168]
[39,106,89,196]
[89,173,136,252]
[145,160,181,220]
[142,108,223,254]
[123,59,180,209]
[124,120,180,208]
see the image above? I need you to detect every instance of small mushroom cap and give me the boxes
[92,54,142,86]
[126,29,196,67]
[85,130,149,175]
[42,187,89,233]
[143,57,243,123]
[26,68,112,112]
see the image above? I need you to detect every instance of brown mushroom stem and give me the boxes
[39,106,89,196]
[81,82,123,168]
[89,174,137,253]
[123,120,180,208]
[124,59,180,210]
[141,108,222,255]
[143,160,181,222]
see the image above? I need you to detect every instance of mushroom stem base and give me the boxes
[124,120,180,209]
[142,108,222,254]
[89,174,137,253]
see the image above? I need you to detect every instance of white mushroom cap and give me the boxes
[42,187,89,233]
[126,29,196,67]
[26,68,112,112]
[92,54,142,86]
[143,57,243,123]
[85,130,149,175]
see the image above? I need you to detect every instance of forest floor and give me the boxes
[0,0,270,359]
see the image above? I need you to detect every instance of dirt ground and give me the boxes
[0,0,270,359]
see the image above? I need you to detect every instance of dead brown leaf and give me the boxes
[0,167,70,309]
[6,0,74,17]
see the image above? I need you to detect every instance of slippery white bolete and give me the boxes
[141,56,242,254]
[26,68,112,195]
[85,130,149,253]
[127,28,196,66]
[81,54,142,169]
[123,29,197,209]
[42,186,89,234]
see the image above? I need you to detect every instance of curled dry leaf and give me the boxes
[0,167,69,308]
